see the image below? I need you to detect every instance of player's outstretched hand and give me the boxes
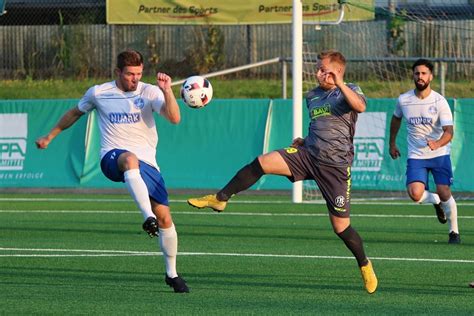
[389,144,400,159]
[35,136,50,149]
[291,137,305,148]
[156,72,172,91]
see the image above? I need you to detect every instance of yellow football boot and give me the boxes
[360,259,378,294]
[187,194,227,212]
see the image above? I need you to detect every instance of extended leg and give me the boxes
[188,151,291,212]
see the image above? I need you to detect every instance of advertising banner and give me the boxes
[0,100,86,187]
[0,113,27,172]
[106,0,374,25]
[1,98,473,193]
[352,102,406,191]
[451,99,474,193]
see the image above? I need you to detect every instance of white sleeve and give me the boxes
[148,86,165,113]
[438,97,453,127]
[77,86,96,113]
[393,97,403,118]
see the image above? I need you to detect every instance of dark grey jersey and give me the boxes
[303,83,366,166]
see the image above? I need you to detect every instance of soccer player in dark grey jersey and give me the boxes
[188,50,378,294]
[304,82,362,165]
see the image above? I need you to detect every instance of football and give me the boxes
[180,75,213,109]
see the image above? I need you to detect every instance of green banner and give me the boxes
[1,98,472,193]
[106,0,375,25]
[451,99,474,193]
[0,100,87,187]
[352,100,406,190]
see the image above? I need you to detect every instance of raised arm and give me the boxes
[35,106,84,149]
[157,72,181,124]
[326,69,366,113]
[337,82,366,113]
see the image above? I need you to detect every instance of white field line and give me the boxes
[1,197,474,206]
[0,247,472,263]
[0,209,473,219]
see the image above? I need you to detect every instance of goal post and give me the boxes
[292,0,303,203]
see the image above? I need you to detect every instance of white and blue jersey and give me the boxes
[78,81,165,169]
[394,89,453,160]
[395,89,454,187]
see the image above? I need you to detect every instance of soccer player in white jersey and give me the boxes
[35,49,190,292]
[389,58,460,244]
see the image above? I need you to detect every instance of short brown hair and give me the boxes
[317,50,346,66]
[116,50,144,71]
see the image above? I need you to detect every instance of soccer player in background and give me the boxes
[188,50,378,294]
[35,49,189,293]
[389,58,460,244]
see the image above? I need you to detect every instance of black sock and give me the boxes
[217,158,264,201]
[337,225,369,267]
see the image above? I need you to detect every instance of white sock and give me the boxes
[158,224,178,278]
[417,190,440,205]
[441,196,459,234]
[124,169,155,220]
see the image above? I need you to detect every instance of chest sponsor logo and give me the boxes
[310,104,331,119]
[109,112,141,124]
[408,116,432,125]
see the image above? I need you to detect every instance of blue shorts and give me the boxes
[406,155,453,190]
[100,149,169,206]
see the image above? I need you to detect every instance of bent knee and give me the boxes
[407,187,424,202]
[409,193,422,202]
[330,216,350,234]
[152,204,173,228]
[118,152,140,170]
[157,215,173,228]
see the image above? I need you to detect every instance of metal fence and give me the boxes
[0,1,473,80]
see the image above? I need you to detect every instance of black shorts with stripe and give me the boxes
[277,147,352,218]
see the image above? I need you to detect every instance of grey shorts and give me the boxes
[277,147,352,218]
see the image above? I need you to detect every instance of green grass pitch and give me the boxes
[0,193,473,314]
